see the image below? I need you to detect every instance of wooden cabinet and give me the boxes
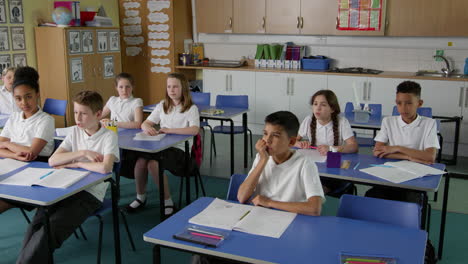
[35,27,121,127]
[233,0,266,34]
[265,0,301,34]
[387,0,468,36]
[196,0,233,33]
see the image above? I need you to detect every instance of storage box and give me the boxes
[352,109,371,123]
[301,57,330,70]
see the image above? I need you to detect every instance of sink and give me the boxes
[415,71,467,78]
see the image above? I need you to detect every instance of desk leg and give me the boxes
[438,173,450,260]
[420,192,428,230]
[185,140,191,206]
[243,113,248,169]
[43,207,54,264]
[110,178,122,264]
[230,119,234,176]
[153,245,161,264]
[159,159,165,222]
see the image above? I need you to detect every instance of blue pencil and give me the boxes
[353,162,360,170]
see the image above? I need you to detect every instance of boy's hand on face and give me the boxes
[252,195,271,208]
[317,145,329,156]
[255,139,269,160]
[295,141,309,149]
[82,150,104,162]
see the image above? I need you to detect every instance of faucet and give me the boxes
[433,55,453,76]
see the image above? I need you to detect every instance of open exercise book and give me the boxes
[0,168,90,189]
[189,198,296,238]
[133,132,166,141]
[0,159,28,175]
[360,160,446,183]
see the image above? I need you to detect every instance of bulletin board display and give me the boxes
[337,0,383,31]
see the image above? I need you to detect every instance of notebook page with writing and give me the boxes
[0,168,54,186]
[360,167,422,183]
[384,160,446,176]
[0,159,29,175]
[133,132,166,141]
[36,169,90,188]
[233,206,296,238]
[189,198,253,230]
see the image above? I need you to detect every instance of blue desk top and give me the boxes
[0,161,110,206]
[117,129,192,153]
[144,197,427,264]
[317,153,445,192]
[144,104,248,120]
[343,112,383,129]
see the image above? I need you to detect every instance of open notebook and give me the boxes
[0,158,28,175]
[133,132,166,141]
[0,168,90,188]
[360,160,446,183]
[189,198,296,238]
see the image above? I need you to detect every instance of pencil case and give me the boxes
[340,251,397,264]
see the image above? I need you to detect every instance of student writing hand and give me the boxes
[252,195,271,208]
[255,139,269,160]
[317,145,330,156]
[81,150,104,162]
[295,141,310,149]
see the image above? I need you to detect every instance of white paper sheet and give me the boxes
[124,36,144,45]
[147,12,169,23]
[126,46,142,56]
[148,32,169,40]
[133,132,166,141]
[234,206,296,238]
[125,10,139,17]
[0,168,89,188]
[123,17,141,25]
[147,0,170,12]
[151,58,170,66]
[0,159,28,175]
[148,40,170,48]
[0,168,52,186]
[148,24,169,32]
[360,167,423,183]
[384,160,446,176]
[151,66,171,73]
[297,149,327,163]
[123,25,142,36]
[123,2,140,9]
[151,49,169,57]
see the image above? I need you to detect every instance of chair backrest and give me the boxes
[226,174,247,201]
[337,194,421,229]
[216,95,248,109]
[392,105,432,117]
[190,91,211,106]
[43,98,68,126]
[345,102,382,118]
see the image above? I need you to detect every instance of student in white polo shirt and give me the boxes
[126,72,199,216]
[15,91,120,263]
[0,67,20,114]
[294,90,358,194]
[368,80,440,202]
[0,67,55,214]
[101,72,143,129]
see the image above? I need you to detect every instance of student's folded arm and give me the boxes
[266,196,322,216]
[75,154,116,174]
[117,107,144,129]
[2,138,47,156]
[101,106,111,119]
[373,141,386,156]
[395,146,437,163]
[0,149,16,159]
[48,148,86,167]
[237,159,267,203]
[162,126,199,136]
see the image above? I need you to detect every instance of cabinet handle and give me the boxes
[300,17,304,29]
[229,74,233,91]
[367,81,372,100]
[297,17,300,29]
[465,87,468,108]
[286,77,290,95]
[335,17,339,29]
[460,87,464,107]
[225,74,229,91]
[262,17,265,29]
[363,82,367,101]
[291,78,294,95]
[229,17,232,29]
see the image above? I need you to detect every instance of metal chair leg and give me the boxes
[248,129,253,158]
[197,170,206,196]
[119,210,136,251]
[96,215,103,264]
[79,225,88,241]
[194,171,200,198]
[20,208,31,224]
[178,177,184,209]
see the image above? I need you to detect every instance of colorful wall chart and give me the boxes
[337,0,382,31]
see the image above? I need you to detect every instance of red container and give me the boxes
[80,11,96,26]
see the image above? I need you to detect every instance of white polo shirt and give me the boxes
[247,150,325,203]
[374,115,440,150]
[0,108,55,156]
[147,100,200,151]
[59,125,120,202]
[298,115,354,146]
[0,85,19,114]
[105,95,143,122]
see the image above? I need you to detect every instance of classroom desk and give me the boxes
[144,197,427,264]
[0,161,121,264]
[144,104,250,175]
[315,153,447,259]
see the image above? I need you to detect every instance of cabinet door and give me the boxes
[300,0,336,35]
[366,78,402,116]
[233,0,266,34]
[229,71,256,122]
[94,53,122,103]
[327,75,367,112]
[203,69,230,104]
[289,73,327,122]
[265,0,300,34]
[462,85,468,118]
[418,80,463,117]
[255,72,290,124]
[196,0,233,33]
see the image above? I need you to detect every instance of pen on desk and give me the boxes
[239,210,250,221]
[187,228,224,238]
[345,261,386,264]
[369,164,393,168]
[309,146,317,149]
[39,171,54,180]
[345,258,384,263]
[189,232,223,240]
[353,162,360,170]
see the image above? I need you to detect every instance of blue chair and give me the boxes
[337,194,420,229]
[43,98,68,127]
[190,92,216,165]
[212,95,253,159]
[345,102,382,147]
[226,174,247,201]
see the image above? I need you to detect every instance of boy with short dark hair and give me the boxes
[237,111,324,216]
[16,91,119,263]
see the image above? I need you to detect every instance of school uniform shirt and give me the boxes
[105,95,143,122]
[0,85,19,114]
[374,115,440,150]
[0,108,55,156]
[147,100,200,151]
[59,125,120,202]
[247,150,325,203]
[298,115,354,146]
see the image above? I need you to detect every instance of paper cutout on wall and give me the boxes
[148,32,169,40]
[151,66,171,73]
[151,58,170,66]
[148,24,169,32]
[147,0,170,12]
[126,46,142,56]
[148,40,170,48]
[123,17,141,25]
[123,25,142,36]
[123,2,140,9]
[125,10,139,17]
[151,49,170,57]
[124,36,145,45]
[337,0,382,31]
[147,12,169,23]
